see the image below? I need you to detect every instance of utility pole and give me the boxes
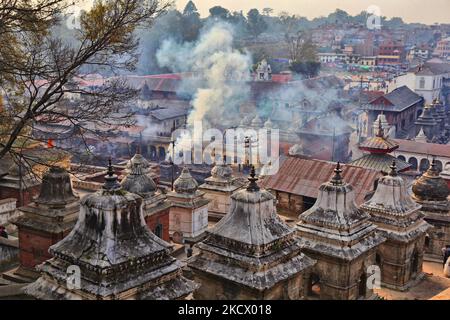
[170,122,176,191]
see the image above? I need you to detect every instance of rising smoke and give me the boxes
[156,23,251,128]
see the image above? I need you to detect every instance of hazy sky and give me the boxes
[175,0,450,25]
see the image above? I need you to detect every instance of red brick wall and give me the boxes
[0,185,40,207]
[145,208,170,242]
[18,227,69,269]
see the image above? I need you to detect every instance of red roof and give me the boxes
[260,156,382,205]
[393,139,450,158]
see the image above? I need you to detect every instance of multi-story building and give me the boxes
[390,62,450,104]
[435,37,450,58]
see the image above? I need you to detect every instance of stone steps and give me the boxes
[2,267,35,284]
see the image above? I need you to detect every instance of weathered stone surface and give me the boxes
[411,159,450,260]
[168,167,209,242]
[25,161,197,300]
[11,167,79,274]
[198,164,244,220]
[361,161,432,290]
[121,153,170,241]
[189,167,315,300]
[296,163,385,300]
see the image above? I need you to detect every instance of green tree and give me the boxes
[209,6,229,20]
[182,1,202,41]
[247,9,267,38]
[183,0,198,15]
[289,36,320,78]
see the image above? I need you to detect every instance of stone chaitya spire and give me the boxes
[188,166,316,300]
[198,159,245,221]
[121,153,170,241]
[415,104,437,141]
[432,98,446,131]
[296,163,385,300]
[360,160,432,291]
[167,167,210,243]
[25,159,197,300]
[411,158,450,261]
[121,152,157,196]
[11,167,79,278]
[415,127,428,143]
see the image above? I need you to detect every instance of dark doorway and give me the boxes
[424,235,430,249]
[411,250,419,275]
[308,273,321,298]
[359,273,367,298]
[154,224,163,239]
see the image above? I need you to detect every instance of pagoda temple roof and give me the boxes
[359,136,399,152]
[350,153,410,174]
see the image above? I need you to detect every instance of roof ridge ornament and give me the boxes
[246,165,260,191]
[330,162,343,186]
[376,118,385,138]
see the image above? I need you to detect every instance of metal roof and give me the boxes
[260,156,382,205]
[365,86,422,112]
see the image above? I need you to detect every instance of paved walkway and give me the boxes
[376,261,450,300]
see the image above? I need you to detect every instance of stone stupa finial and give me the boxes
[330,162,343,186]
[389,159,398,177]
[103,158,121,191]
[428,156,439,176]
[376,118,385,138]
[246,165,260,191]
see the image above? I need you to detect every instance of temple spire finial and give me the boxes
[389,159,398,176]
[103,157,121,191]
[376,118,384,138]
[247,165,260,191]
[331,162,343,185]
[427,156,439,175]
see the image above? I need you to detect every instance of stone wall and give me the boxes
[303,250,377,300]
[424,218,450,260]
[0,198,17,228]
[17,227,69,270]
[377,235,426,290]
[0,185,40,207]
[191,269,308,300]
[145,208,170,242]
[275,191,303,217]
[201,190,231,218]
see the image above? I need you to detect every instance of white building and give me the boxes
[318,53,345,64]
[389,62,450,104]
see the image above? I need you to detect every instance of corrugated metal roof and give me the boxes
[260,156,382,205]
[366,86,422,112]
[394,139,450,158]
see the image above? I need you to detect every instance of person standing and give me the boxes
[442,245,450,267]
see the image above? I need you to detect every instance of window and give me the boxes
[419,77,425,89]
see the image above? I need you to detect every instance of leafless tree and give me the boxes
[0,0,172,172]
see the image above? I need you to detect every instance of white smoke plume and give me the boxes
[157,23,251,128]
[156,23,252,163]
